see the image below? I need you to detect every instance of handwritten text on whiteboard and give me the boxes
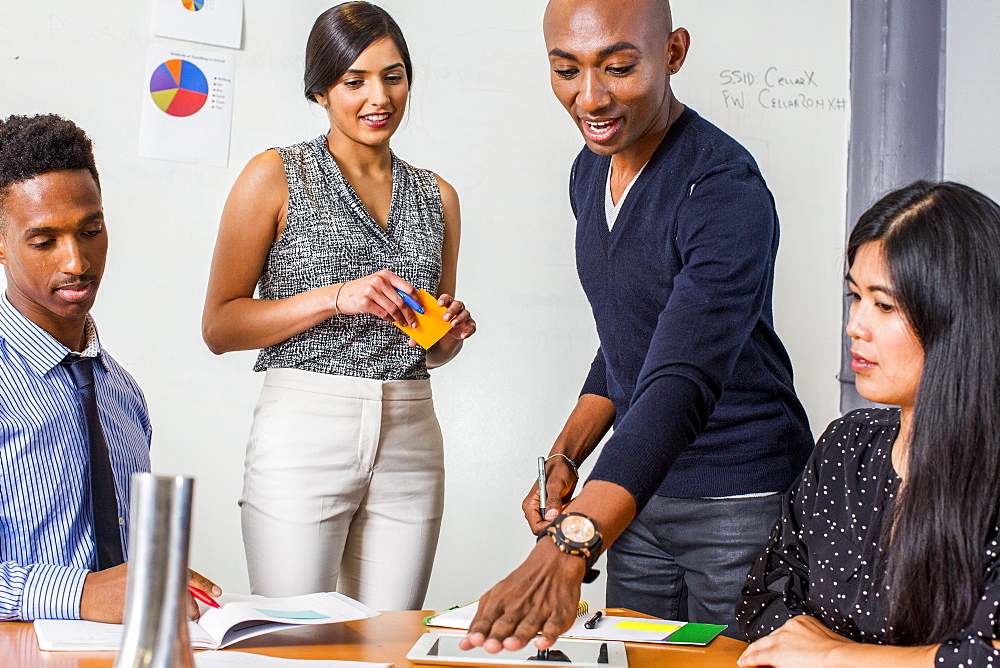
[718,67,847,112]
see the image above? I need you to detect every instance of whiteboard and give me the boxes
[0,0,848,609]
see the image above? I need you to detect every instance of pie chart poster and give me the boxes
[151,0,244,49]
[138,45,235,168]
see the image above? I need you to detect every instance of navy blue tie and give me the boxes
[62,355,124,570]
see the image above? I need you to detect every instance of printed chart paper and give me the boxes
[138,44,235,168]
[151,0,244,49]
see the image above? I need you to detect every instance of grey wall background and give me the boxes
[840,0,946,412]
[943,0,1000,201]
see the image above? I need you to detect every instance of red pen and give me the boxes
[188,586,220,608]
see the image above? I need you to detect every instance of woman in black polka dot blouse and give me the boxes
[736,181,1000,667]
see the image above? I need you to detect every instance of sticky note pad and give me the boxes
[615,620,683,634]
[393,289,453,350]
[663,623,727,644]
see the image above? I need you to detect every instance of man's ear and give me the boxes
[0,223,8,267]
[666,27,690,75]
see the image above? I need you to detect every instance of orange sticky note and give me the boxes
[393,289,453,350]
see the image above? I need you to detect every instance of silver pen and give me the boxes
[537,456,547,519]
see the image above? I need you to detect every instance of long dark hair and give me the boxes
[304,2,413,102]
[847,180,1000,645]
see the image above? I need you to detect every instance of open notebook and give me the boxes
[427,601,726,646]
[34,592,379,651]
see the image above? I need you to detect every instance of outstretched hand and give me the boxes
[460,538,587,653]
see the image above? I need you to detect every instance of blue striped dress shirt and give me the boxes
[0,293,151,620]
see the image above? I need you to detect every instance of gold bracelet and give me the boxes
[546,453,579,478]
[333,282,345,316]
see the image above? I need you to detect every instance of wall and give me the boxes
[944,0,1000,201]
[0,0,848,610]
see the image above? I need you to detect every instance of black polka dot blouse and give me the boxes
[736,408,1000,665]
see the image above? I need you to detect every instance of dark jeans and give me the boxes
[606,493,781,640]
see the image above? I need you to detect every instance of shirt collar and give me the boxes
[0,292,105,376]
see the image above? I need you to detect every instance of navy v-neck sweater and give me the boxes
[572,107,813,504]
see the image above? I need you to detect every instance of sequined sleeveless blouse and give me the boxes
[254,135,444,380]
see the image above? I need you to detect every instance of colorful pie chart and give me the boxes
[149,59,209,117]
[182,0,205,11]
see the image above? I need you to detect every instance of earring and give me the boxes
[669,67,677,74]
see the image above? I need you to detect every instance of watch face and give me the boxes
[561,515,596,543]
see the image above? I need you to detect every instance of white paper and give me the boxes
[34,592,379,652]
[427,603,701,645]
[138,43,236,168]
[195,651,392,668]
[424,601,478,630]
[560,615,687,643]
[151,0,244,49]
[33,619,212,651]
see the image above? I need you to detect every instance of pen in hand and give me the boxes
[537,456,548,527]
[584,610,603,629]
[395,288,425,315]
[188,586,220,609]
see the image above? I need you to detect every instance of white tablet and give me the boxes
[406,632,628,667]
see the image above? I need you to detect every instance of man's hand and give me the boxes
[186,570,222,620]
[464,481,636,655]
[81,565,221,624]
[519,394,616,535]
[522,456,579,534]
[80,563,129,623]
[460,538,587,653]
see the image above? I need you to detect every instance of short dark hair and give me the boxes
[0,114,100,231]
[848,181,1000,645]
[303,2,413,103]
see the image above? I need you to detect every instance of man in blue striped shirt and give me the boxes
[0,114,219,622]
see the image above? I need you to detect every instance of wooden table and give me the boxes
[0,609,747,667]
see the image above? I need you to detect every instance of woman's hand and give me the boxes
[406,293,476,348]
[335,269,421,328]
[439,293,476,339]
[738,615,852,667]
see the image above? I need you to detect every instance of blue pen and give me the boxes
[395,288,425,314]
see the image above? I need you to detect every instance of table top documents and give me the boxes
[0,608,748,667]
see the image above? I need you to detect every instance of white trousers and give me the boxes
[240,368,444,610]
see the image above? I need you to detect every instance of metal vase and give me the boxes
[115,474,195,668]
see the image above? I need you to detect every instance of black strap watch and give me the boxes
[546,512,603,583]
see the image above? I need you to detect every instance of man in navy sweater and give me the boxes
[462,0,813,652]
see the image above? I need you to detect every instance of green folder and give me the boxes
[661,622,727,645]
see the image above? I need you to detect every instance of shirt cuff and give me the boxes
[21,564,88,620]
